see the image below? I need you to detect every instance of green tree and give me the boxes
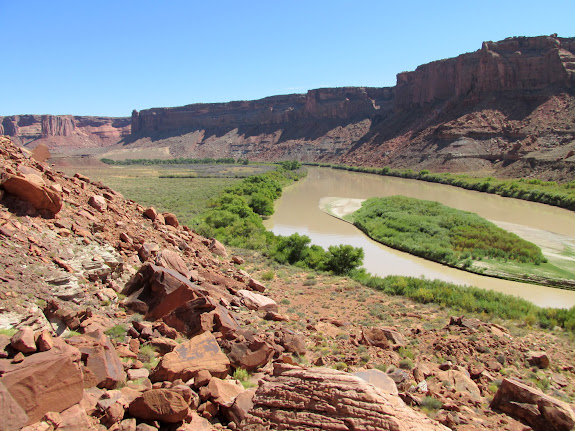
[249,192,274,216]
[272,233,312,265]
[324,244,364,275]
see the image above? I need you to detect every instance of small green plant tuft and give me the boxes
[399,358,414,370]
[64,330,82,338]
[421,395,443,411]
[105,324,127,342]
[0,328,17,337]
[233,368,250,381]
[333,362,348,371]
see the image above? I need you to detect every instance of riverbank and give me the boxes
[319,196,575,291]
[307,163,575,212]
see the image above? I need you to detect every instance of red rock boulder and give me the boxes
[242,364,449,430]
[121,263,205,320]
[151,331,230,382]
[66,330,126,389]
[491,377,575,431]
[129,389,188,423]
[162,212,179,228]
[162,296,240,338]
[1,173,62,215]
[0,338,84,425]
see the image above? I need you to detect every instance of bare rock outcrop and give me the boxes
[491,377,575,431]
[0,338,84,425]
[1,173,63,215]
[242,364,449,430]
[151,331,230,382]
[42,115,75,137]
[129,389,188,423]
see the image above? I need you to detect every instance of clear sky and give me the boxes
[2,0,574,117]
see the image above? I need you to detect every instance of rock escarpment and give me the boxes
[131,87,393,133]
[395,36,575,109]
[123,35,575,179]
[3,35,575,179]
[0,115,130,150]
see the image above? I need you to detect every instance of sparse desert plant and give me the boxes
[63,330,82,338]
[233,367,250,381]
[105,324,127,342]
[399,358,414,370]
[0,328,17,336]
[398,346,415,360]
[333,362,348,371]
[261,270,275,281]
[139,344,159,367]
[420,396,443,411]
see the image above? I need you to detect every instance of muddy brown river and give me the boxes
[264,167,575,308]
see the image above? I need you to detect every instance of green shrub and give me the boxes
[399,358,414,370]
[105,324,127,342]
[420,396,443,411]
[323,244,364,275]
[233,368,250,381]
[352,196,545,268]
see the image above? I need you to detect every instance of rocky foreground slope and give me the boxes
[1,133,575,430]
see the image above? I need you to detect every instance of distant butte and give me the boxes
[2,34,575,179]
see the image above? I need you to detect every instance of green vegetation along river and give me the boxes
[264,167,575,308]
[323,196,573,289]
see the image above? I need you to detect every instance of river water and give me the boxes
[263,167,575,309]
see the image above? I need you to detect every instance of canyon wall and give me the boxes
[130,87,394,134]
[0,115,131,150]
[395,36,575,110]
[129,35,575,136]
[2,35,575,179]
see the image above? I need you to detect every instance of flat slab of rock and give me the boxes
[242,364,449,430]
[0,380,29,430]
[237,290,278,313]
[151,331,230,382]
[66,330,126,389]
[353,369,398,396]
[491,377,575,431]
[0,338,84,425]
[129,389,188,423]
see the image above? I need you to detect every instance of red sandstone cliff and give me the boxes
[130,87,394,134]
[3,35,575,179]
[0,115,131,151]
[395,36,575,109]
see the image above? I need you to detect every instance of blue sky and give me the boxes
[2,0,574,117]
